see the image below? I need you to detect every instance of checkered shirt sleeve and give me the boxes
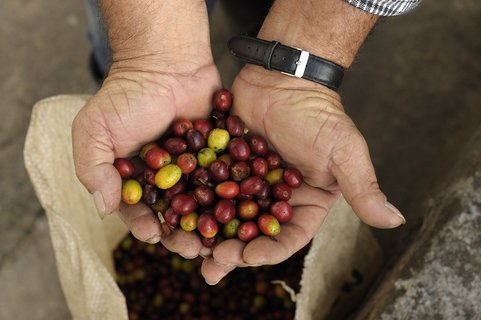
[345,0,422,16]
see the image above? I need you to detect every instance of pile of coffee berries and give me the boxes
[115,235,310,320]
[114,89,303,245]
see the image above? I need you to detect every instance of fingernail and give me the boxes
[205,279,220,286]
[145,235,161,244]
[93,191,106,219]
[385,201,406,225]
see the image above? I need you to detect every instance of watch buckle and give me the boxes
[281,49,310,78]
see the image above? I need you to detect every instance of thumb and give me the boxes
[72,107,121,216]
[330,135,406,229]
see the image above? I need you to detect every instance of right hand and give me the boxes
[72,57,221,252]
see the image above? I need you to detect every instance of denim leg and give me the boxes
[84,0,219,78]
[83,0,111,76]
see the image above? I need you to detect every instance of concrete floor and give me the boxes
[1,0,480,319]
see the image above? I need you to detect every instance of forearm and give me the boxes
[259,0,378,68]
[100,0,212,71]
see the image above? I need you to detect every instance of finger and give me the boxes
[161,229,203,259]
[330,134,406,228]
[72,107,120,216]
[201,257,236,285]
[117,202,163,243]
[289,182,340,208]
[243,205,328,265]
[212,239,249,267]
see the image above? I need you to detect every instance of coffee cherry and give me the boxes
[114,158,135,178]
[155,164,182,189]
[265,168,284,185]
[211,110,227,129]
[163,137,188,155]
[236,192,253,201]
[237,200,259,220]
[230,161,250,182]
[163,179,187,200]
[257,198,272,211]
[282,167,303,188]
[271,183,292,201]
[180,212,198,232]
[266,152,282,169]
[256,180,270,199]
[201,236,217,248]
[249,135,268,156]
[193,119,213,140]
[171,194,197,215]
[212,88,232,112]
[228,137,250,161]
[176,153,197,174]
[144,147,172,169]
[142,184,159,205]
[164,208,180,228]
[193,185,215,207]
[150,198,169,214]
[197,213,218,238]
[218,154,233,168]
[270,201,293,223]
[215,181,240,199]
[190,167,211,186]
[226,115,245,137]
[258,214,281,237]
[223,218,240,238]
[172,119,193,137]
[239,176,264,195]
[207,128,230,153]
[185,129,206,152]
[214,199,235,224]
[237,221,259,242]
[208,160,229,182]
[197,148,217,168]
[122,179,142,205]
[139,142,158,160]
[250,158,269,177]
[143,168,157,185]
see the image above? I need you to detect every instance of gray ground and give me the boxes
[1,0,480,319]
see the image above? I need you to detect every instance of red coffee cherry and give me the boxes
[172,119,193,137]
[212,88,233,112]
[113,158,135,178]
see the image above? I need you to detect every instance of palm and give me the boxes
[201,67,353,282]
[76,64,222,159]
[73,63,222,247]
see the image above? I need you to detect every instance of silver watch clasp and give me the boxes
[281,49,310,78]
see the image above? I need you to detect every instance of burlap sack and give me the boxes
[24,95,382,320]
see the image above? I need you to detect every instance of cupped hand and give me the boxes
[72,58,221,252]
[201,66,405,284]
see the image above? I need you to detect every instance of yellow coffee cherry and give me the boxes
[180,212,198,232]
[155,164,182,189]
[207,128,230,153]
[265,168,284,185]
[121,179,143,204]
[197,148,217,168]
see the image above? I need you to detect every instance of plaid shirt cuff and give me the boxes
[345,0,422,16]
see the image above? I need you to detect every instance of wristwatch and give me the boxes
[228,36,345,91]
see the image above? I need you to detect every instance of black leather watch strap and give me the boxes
[228,36,344,91]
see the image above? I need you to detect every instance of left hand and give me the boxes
[200,66,405,284]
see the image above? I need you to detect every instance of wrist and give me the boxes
[102,0,213,73]
[258,0,378,68]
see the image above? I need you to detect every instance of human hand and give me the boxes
[72,0,221,253]
[200,66,405,284]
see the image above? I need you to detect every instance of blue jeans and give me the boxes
[83,0,218,77]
